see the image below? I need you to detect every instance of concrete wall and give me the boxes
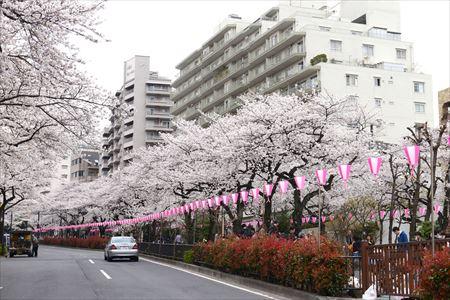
[319,63,433,143]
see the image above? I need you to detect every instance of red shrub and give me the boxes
[41,236,108,249]
[417,247,450,300]
[193,235,349,296]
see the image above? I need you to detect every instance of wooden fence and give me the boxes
[361,239,450,296]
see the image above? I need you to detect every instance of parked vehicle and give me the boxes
[104,236,138,262]
[9,231,33,257]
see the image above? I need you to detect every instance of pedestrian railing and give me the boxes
[138,242,193,261]
[361,239,450,296]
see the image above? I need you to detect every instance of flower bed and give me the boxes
[417,247,450,300]
[41,236,108,249]
[193,235,349,296]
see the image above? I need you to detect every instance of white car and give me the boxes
[104,236,139,262]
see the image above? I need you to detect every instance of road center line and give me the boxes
[88,259,95,264]
[100,269,111,280]
[140,257,278,300]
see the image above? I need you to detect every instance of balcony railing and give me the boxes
[173,31,304,113]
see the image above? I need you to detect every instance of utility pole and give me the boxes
[10,211,13,232]
[37,211,41,238]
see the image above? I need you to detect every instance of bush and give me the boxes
[310,54,327,66]
[183,250,194,264]
[193,235,349,296]
[417,247,450,300]
[41,236,108,249]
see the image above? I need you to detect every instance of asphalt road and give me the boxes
[0,245,278,300]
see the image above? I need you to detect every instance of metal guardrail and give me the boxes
[138,242,193,261]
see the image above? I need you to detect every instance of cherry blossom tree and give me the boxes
[0,0,111,157]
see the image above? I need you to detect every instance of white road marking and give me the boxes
[0,286,3,290]
[88,259,95,264]
[100,269,111,280]
[140,257,278,300]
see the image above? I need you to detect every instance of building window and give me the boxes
[415,102,425,113]
[414,81,425,93]
[330,40,342,52]
[319,26,331,32]
[362,44,374,57]
[351,30,362,35]
[396,48,406,59]
[61,165,68,169]
[375,98,382,107]
[61,174,68,179]
[346,74,358,86]
[374,77,381,87]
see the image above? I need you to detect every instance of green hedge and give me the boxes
[193,235,349,296]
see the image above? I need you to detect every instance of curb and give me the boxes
[139,253,349,300]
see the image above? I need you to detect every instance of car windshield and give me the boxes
[111,237,135,243]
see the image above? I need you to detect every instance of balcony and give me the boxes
[172,31,305,114]
[123,91,134,102]
[173,18,294,90]
[124,115,134,125]
[146,86,171,95]
[145,124,172,132]
[145,111,172,119]
[146,99,173,107]
[123,139,133,150]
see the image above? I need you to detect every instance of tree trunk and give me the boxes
[292,189,304,235]
[263,196,272,230]
[184,212,194,244]
[0,209,4,247]
[207,209,218,241]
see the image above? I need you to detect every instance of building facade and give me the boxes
[70,149,100,183]
[100,56,173,175]
[438,87,450,124]
[171,1,433,144]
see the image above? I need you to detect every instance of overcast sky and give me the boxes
[79,0,449,123]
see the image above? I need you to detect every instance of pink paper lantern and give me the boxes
[294,176,306,190]
[222,195,230,206]
[419,207,426,216]
[207,198,214,208]
[240,190,248,204]
[201,200,207,209]
[231,193,239,205]
[250,188,259,203]
[214,196,221,206]
[263,183,274,197]
[404,208,410,218]
[433,204,441,214]
[278,180,289,194]
[311,217,317,223]
[403,145,420,176]
[321,216,326,223]
[379,210,386,219]
[338,164,351,188]
[368,157,382,177]
[315,169,328,186]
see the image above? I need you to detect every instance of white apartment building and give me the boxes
[100,56,173,175]
[171,1,433,143]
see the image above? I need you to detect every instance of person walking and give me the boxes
[31,235,39,257]
[393,227,408,244]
